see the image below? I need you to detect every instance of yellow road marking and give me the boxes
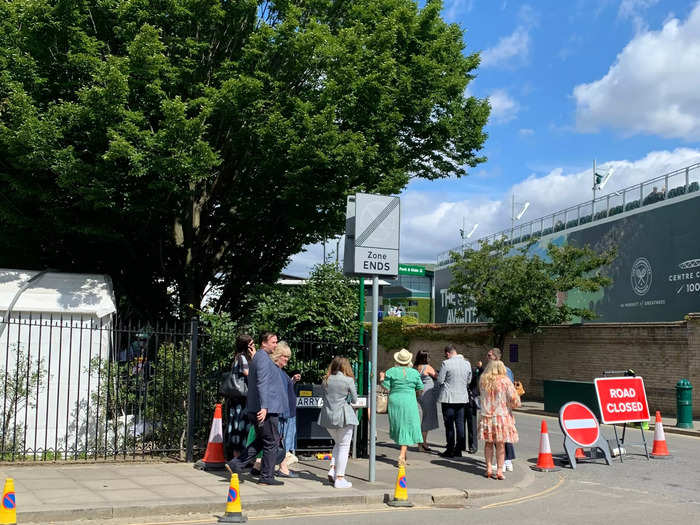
[480,476,566,509]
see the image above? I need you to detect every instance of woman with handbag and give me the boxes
[318,356,359,489]
[223,334,256,459]
[414,350,438,452]
[379,349,424,466]
[478,359,521,480]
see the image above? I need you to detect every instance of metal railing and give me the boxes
[437,162,700,268]
[0,313,361,462]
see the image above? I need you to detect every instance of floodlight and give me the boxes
[515,202,530,220]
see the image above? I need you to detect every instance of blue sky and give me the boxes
[286,0,700,275]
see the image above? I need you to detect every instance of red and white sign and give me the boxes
[560,402,600,447]
[594,376,650,424]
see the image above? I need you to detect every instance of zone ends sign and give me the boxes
[594,376,650,424]
[344,193,400,277]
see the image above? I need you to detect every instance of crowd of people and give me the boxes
[380,345,521,480]
[222,331,521,487]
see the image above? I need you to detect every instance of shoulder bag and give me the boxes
[220,357,248,398]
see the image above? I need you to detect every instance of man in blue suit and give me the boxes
[227,332,289,485]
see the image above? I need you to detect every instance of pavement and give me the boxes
[1,404,697,524]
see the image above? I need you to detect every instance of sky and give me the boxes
[285,0,700,276]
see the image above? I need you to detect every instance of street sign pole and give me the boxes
[369,275,379,482]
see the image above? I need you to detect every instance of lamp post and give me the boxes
[511,195,530,237]
[459,219,478,252]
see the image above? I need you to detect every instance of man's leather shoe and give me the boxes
[469,447,478,454]
[258,477,284,486]
[438,450,454,458]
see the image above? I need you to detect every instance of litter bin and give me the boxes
[676,379,693,429]
[294,383,333,453]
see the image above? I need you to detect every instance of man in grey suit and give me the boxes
[227,332,288,485]
[437,344,472,458]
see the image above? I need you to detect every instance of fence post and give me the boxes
[186,317,199,462]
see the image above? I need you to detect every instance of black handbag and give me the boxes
[220,358,247,398]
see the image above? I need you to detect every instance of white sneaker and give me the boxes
[492,464,497,471]
[334,478,352,489]
[327,469,335,484]
[505,460,513,472]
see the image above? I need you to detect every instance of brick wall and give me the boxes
[377,316,700,418]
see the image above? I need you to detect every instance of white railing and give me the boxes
[437,162,700,268]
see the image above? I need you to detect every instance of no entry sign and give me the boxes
[594,376,650,424]
[559,402,600,447]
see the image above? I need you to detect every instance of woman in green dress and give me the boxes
[379,348,424,466]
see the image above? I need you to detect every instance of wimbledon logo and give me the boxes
[631,257,652,296]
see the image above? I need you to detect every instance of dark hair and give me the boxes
[259,331,276,345]
[444,344,457,353]
[414,350,430,367]
[236,334,253,355]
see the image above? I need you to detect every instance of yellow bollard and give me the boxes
[0,478,17,525]
[219,469,247,523]
[386,464,413,507]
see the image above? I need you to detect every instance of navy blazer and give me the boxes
[246,350,288,415]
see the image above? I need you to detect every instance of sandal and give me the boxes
[496,472,505,480]
[419,444,433,453]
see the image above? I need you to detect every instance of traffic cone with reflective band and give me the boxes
[195,404,226,470]
[0,478,17,525]
[532,420,559,471]
[387,464,413,507]
[575,448,586,459]
[219,469,247,523]
[650,411,671,459]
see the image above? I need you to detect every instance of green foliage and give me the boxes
[248,263,360,342]
[0,0,489,317]
[449,239,616,349]
[377,315,419,350]
[0,345,47,459]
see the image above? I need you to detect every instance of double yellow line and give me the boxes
[480,476,566,509]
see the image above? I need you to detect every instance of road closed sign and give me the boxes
[594,376,650,424]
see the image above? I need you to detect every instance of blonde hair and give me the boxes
[479,359,507,391]
[271,341,292,365]
[323,356,355,383]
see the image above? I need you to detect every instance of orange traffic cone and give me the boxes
[650,411,671,459]
[195,404,227,471]
[219,468,247,523]
[532,420,559,471]
[387,464,413,507]
[575,448,586,459]
[1,478,17,525]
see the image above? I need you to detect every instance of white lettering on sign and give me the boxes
[606,402,644,413]
[609,388,636,398]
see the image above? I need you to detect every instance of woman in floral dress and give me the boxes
[478,359,521,480]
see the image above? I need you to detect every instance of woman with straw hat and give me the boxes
[379,348,424,466]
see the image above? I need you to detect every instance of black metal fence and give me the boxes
[0,313,361,462]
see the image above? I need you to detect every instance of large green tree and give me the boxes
[449,239,616,349]
[0,0,489,318]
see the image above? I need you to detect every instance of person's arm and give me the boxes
[426,364,438,379]
[256,356,273,422]
[437,362,447,386]
[239,354,250,377]
[348,378,358,404]
[379,370,389,390]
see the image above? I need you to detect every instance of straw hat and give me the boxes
[393,348,413,366]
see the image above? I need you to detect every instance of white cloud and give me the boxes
[488,89,520,123]
[619,0,659,32]
[442,0,474,23]
[573,4,700,140]
[480,26,531,68]
[394,148,700,264]
[286,149,700,274]
[519,128,535,136]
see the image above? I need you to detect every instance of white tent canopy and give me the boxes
[0,268,116,317]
